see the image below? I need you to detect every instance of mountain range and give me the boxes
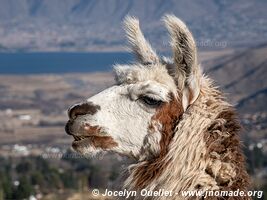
[0,0,267,52]
[206,44,267,114]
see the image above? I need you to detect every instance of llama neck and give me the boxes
[124,78,250,199]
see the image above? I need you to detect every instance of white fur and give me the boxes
[70,79,173,158]
[164,14,201,110]
[124,16,159,64]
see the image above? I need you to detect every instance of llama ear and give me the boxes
[124,16,159,64]
[163,14,201,110]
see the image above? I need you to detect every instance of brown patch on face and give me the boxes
[204,108,251,192]
[84,124,102,136]
[89,136,118,149]
[68,102,100,120]
[84,124,118,148]
[71,123,118,151]
[133,94,183,188]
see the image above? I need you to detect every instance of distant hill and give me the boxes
[0,0,267,52]
[206,44,267,115]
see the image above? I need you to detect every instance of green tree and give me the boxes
[31,171,45,186]
[13,176,34,199]
[0,172,13,200]
[60,171,77,189]
[0,187,3,200]
[16,160,32,174]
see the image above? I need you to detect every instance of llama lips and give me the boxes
[71,136,101,150]
[72,135,118,150]
[72,135,98,142]
[72,137,90,149]
[72,135,87,141]
[72,137,93,149]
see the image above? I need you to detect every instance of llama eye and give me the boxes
[140,96,163,107]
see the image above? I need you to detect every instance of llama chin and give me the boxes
[65,14,251,200]
[72,142,101,157]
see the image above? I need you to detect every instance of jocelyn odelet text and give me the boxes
[99,189,172,198]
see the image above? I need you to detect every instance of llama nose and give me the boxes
[68,102,100,120]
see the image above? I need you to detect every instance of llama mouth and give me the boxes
[71,134,104,145]
[73,135,87,141]
[72,136,94,146]
[72,135,98,142]
[71,136,104,151]
[72,135,118,151]
[71,137,92,150]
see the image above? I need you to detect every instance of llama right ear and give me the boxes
[163,15,202,111]
[124,16,159,64]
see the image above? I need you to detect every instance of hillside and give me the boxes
[0,0,267,51]
[202,45,267,145]
[206,44,267,114]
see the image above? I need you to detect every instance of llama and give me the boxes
[65,15,251,200]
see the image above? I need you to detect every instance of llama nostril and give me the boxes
[68,102,100,120]
[68,104,85,119]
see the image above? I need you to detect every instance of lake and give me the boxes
[0,52,133,74]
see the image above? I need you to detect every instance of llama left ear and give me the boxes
[124,16,159,64]
[163,14,202,111]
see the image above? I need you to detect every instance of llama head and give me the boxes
[65,15,202,159]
